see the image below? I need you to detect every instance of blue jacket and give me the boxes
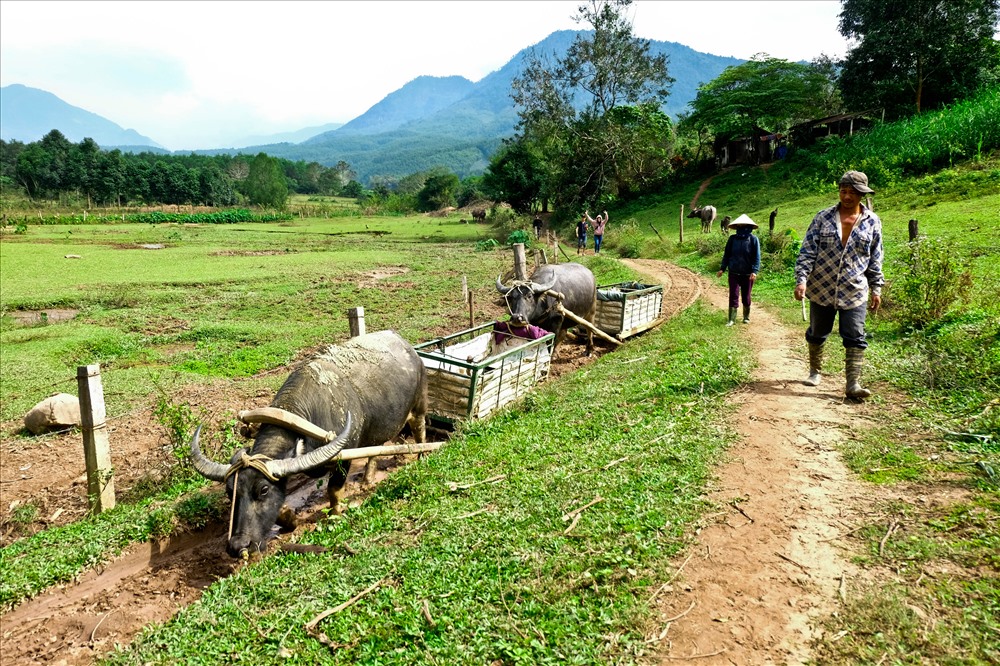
[720,229,761,275]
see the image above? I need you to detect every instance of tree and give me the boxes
[838,0,1000,118]
[508,0,674,213]
[482,139,549,213]
[416,170,460,212]
[682,55,831,163]
[244,153,288,208]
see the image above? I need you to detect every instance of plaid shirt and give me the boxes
[795,204,884,309]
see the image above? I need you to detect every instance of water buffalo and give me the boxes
[189,330,427,558]
[471,208,487,222]
[496,262,596,357]
[688,205,717,234]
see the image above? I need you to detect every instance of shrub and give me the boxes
[761,228,801,271]
[884,237,973,330]
[608,218,645,258]
[505,229,531,246]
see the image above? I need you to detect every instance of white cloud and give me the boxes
[1,0,852,150]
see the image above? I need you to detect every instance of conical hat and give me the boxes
[728,214,758,228]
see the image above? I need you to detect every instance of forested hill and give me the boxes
[222,31,742,182]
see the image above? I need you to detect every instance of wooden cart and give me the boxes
[594,282,664,340]
[415,323,555,424]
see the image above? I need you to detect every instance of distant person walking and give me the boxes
[533,214,543,240]
[587,210,608,254]
[576,213,589,255]
[794,171,884,399]
[716,214,761,326]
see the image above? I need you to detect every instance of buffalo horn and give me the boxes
[189,425,229,481]
[495,275,513,295]
[265,412,353,478]
[530,276,556,293]
[239,407,340,443]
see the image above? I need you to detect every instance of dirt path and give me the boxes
[1,259,872,665]
[625,260,868,665]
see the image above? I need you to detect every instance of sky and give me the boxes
[0,1,855,151]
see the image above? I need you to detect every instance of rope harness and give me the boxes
[225,452,279,544]
[502,282,564,320]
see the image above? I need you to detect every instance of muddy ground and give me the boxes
[2,260,880,664]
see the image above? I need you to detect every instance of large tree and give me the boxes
[506,0,674,213]
[838,0,1000,118]
[683,55,834,150]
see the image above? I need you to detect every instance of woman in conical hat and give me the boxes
[716,214,761,326]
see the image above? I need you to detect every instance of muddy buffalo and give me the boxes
[496,262,596,357]
[189,330,427,558]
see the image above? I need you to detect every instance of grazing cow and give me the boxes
[688,205,717,234]
[189,330,427,558]
[471,208,487,222]
[720,215,732,233]
[496,262,597,358]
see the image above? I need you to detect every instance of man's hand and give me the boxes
[871,293,881,311]
[716,270,724,278]
[750,273,757,283]
[794,284,806,301]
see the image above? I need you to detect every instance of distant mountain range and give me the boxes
[0,30,743,183]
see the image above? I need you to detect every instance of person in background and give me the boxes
[716,214,761,326]
[794,170,884,400]
[587,210,608,254]
[533,214,543,240]
[576,213,589,255]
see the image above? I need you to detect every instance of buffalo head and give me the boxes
[189,412,351,558]
[495,274,557,326]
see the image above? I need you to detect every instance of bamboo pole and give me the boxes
[556,304,623,346]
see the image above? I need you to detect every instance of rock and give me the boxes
[24,393,82,434]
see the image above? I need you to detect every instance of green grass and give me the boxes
[103,302,752,665]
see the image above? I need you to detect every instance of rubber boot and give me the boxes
[845,347,872,399]
[804,342,823,386]
[726,308,737,327]
[742,305,751,324]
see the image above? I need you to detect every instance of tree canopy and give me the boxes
[501,0,675,216]
[683,55,837,142]
[838,0,1000,118]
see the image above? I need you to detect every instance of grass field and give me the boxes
[1,151,997,664]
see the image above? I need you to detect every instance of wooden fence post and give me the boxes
[468,291,475,329]
[461,275,468,303]
[347,307,366,338]
[77,364,115,514]
[908,219,919,242]
[513,243,528,280]
[679,205,685,244]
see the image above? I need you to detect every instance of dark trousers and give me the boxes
[727,273,754,308]
[806,301,868,349]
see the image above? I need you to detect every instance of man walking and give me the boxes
[794,171,884,399]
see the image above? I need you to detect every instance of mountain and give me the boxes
[1,30,745,183]
[0,84,163,148]
[225,123,346,149]
[231,30,743,182]
[337,75,476,135]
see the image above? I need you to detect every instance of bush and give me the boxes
[607,218,645,258]
[761,228,801,272]
[884,237,973,330]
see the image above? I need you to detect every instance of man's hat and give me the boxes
[839,170,874,194]
[727,214,758,228]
